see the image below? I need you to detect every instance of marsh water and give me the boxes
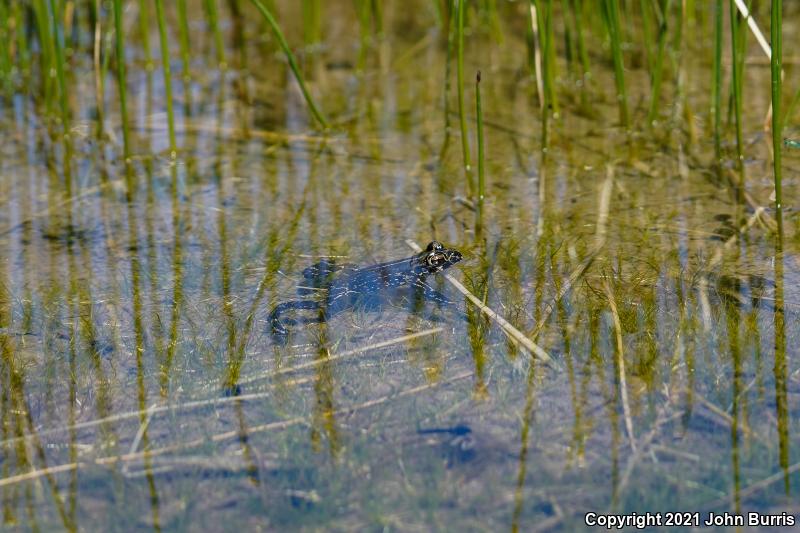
[1,2,800,531]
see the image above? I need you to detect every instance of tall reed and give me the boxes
[476,71,485,215]
[154,0,177,155]
[456,0,473,192]
[176,0,192,77]
[536,0,557,149]
[48,0,70,127]
[0,1,11,93]
[540,0,558,116]
[12,2,30,83]
[302,0,322,45]
[249,0,329,129]
[729,0,744,179]
[712,0,722,162]
[92,0,105,138]
[602,0,629,128]
[137,0,153,69]
[204,0,227,67]
[770,0,782,228]
[645,0,670,125]
[439,0,454,160]
[567,0,591,102]
[32,0,55,114]
[113,0,132,160]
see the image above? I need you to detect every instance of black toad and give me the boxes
[268,241,463,342]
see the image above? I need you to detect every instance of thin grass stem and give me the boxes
[48,0,70,127]
[0,1,12,93]
[602,0,629,128]
[93,0,104,138]
[204,0,227,67]
[770,0,782,227]
[712,0,723,162]
[249,0,329,129]
[154,0,177,155]
[456,0,473,192]
[729,0,744,181]
[646,0,670,125]
[542,0,558,115]
[176,0,191,77]
[137,0,153,69]
[113,0,132,160]
[476,71,485,218]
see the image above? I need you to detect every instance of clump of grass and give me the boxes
[154,0,177,156]
[249,0,329,129]
[601,0,629,128]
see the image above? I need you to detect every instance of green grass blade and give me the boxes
[771,0,782,224]
[249,0,329,129]
[476,71,485,210]
[712,0,722,162]
[456,0,472,192]
[176,0,192,77]
[602,0,629,128]
[154,0,177,155]
[113,0,132,160]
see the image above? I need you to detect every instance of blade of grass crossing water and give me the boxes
[249,0,329,129]
[154,0,177,155]
[771,0,782,224]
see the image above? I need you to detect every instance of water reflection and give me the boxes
[0,1,799,531]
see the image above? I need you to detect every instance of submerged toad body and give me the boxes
[268,241,463,341]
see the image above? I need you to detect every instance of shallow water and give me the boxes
[1,2,800,531]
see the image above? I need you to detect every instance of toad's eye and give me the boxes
[426,241,444,252]
[426,253,444,267]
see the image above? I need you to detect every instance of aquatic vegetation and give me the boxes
[0,2,797,531]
